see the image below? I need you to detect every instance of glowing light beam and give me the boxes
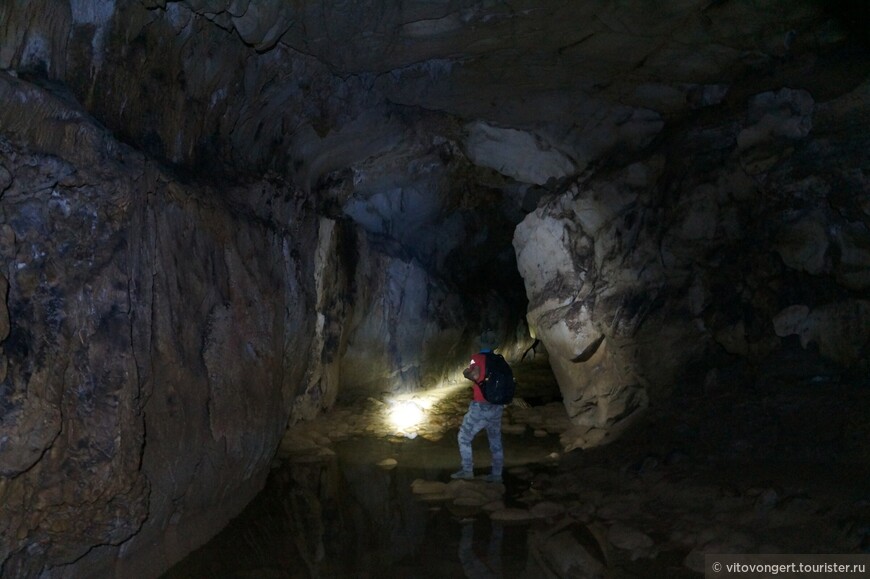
[389,401,425,430]
[383,377,468,435]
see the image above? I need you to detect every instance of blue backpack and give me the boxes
[481,351,515,405]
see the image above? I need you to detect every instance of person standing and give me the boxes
[451,349,505,483]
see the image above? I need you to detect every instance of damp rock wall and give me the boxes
[0,0,868,574]
[0,68,517,577]
[0,70,321,578]
[514,81,870,450]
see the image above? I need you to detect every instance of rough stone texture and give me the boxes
[0,0,832,186]
[338,230,526,400]
[464,121,577,186]
[0,71,319,578]
[0,66,528,577]
[515,79,870,449]
[773,301,870,366]
[0,271,8,362]
[0,0,868,576]
[288,215,533,426]
[173,367,870,577]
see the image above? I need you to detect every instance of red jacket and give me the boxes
[466,352,488,403]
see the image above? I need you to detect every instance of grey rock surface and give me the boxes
[0,0,868,576]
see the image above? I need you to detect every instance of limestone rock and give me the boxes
[0,0,867,575]
[773,300,870,366]
[0,74,319,578]
[834,221,870,290]
[0,163,11,194]
[464,121,576,186]
[774,210,829,274]
[0,273,8,343]
[514,70,869,452]
[738,89,814,150]
[279,434,319,454]
[377,458,398,470]
[529,501,566,519]
[489,507,537,524]
[502,423,527,435]
[607,522,655,556]
[528,523,608,578]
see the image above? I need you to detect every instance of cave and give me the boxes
[1,1,869,578]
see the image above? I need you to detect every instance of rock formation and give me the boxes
[0,0,868,576]
[0,69,320,576]
[514,82,870,449]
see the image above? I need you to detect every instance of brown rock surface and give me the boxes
[0,0,868,576]
[0,71,319,577]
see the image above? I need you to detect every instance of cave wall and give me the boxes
[0,0,869,575]
[514,80,870,449]
[289,217,526,422]
[0,0,392,182]
[0,4,533,574]
[0,61,526,579]
[337,230,522,401]
[0,70,324,577]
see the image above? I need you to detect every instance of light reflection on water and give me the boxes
[164,360,569,578]
[162,432,560,579]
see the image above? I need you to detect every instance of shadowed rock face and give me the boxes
[0,71,321,577]
[514,83,870,449]
[0,0,869,576]
[0,70,517,577]
[0,0,838,181]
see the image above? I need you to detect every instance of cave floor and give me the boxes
[163,361,870,578]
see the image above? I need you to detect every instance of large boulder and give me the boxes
[515,81,870,450]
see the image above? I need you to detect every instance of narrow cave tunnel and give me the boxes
[1,2,869,578]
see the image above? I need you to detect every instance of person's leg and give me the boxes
[483,405,504,481]
[454,403,486,478]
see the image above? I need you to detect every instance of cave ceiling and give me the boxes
[1,0,865,299]
[0,5,869,575]
[3,0,848,187]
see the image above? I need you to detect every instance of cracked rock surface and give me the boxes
[0,71,321,577]
[0,67,526,577]
[0,1,868,577]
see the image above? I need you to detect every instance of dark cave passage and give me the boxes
[1,2,869,578]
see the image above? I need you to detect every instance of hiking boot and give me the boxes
[450,469,474,480]
[485,473,503,483]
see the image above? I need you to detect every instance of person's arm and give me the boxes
[463,362,482,384]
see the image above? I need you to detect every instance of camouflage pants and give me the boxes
[458,402,504,476]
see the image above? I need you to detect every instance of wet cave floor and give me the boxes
[163,360,870,578]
